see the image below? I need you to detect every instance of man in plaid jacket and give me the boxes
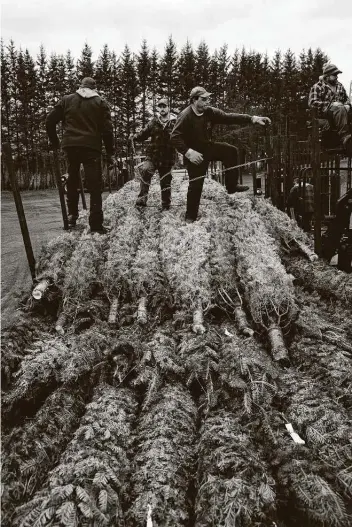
[130,98,177,210]
[308,63,352,155]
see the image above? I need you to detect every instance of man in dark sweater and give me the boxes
[130,98,177,210]
[171,86,271,222]
[46,77,115,233]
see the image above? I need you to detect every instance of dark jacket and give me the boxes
[287,183,314,214]
[308,78,349,116]
[134,114,177,165]
[170,105,253,155]
[46,88,114,154]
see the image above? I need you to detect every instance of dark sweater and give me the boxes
[170,105,253,154]
[46,88,114,154]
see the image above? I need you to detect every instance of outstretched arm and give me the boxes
[207,107,271,127]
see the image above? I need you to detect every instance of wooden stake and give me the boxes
[79,165,87,209]
[2,142,36,281]
[52,149,69,230]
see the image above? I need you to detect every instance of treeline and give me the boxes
[1,37,328,189]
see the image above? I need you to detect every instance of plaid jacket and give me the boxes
[308,79,349,116]
[134,114,177,166]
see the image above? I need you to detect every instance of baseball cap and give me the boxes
[322,63,342,76]
[157,97,169,107]
[190,86,211,98]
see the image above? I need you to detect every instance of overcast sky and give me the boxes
[2,0,351,91]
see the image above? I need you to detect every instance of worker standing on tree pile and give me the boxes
[46,77,116,234]
[129,97,177,211]
[308,63,352,156]
[170,86,271,223]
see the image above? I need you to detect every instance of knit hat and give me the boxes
[80,77,97,89]
[190,86,211,99]
[322,63,342,76]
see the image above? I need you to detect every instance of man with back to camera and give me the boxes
[170,86,271,222]
[129,97,177,211]
[308,63,352,156]
[46,77,116,234]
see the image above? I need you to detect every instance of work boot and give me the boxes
[228,185,249,194]
[67,214,78,228]
[90,226,108,235]
[135,198,147,209]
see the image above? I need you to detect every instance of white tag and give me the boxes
[224,328,234,337]
[147,504,153,527]
[285,423,305,444]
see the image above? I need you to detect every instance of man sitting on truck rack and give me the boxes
[308,63,352,156]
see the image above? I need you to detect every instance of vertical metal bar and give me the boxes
[53,149,69,230]
[251,158,257,196]
[2,142,36,281]
[79,165,87,209]
[107,166,112,193]
[311,113,322,255]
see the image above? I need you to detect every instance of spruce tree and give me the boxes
[47,53,61,106]
[195,40,210,87]
[282,48,299,125]
[65,50,77,93]
[178,40,196,108]
[95,44,112,99]
[137,39,152,127]
[149,48,160,112]
[35,45,50,182]
[76,42,94,80]
[1,40,11,143]
[269,50,283,132]
[119,45,139,156]
[159,35,178,110]
[217,44,230,108]
[107,51,121,156]
[6,40,21,173]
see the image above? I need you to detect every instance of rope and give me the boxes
[118,156,271,208]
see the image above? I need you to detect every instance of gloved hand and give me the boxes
[252,116,271,126]
[344,104,351,112]
[331,101,343,107]
[107,155,117,169]
[185,148,204,165]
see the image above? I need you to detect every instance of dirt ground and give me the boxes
[1,190,67,327]
[1,190,116,328]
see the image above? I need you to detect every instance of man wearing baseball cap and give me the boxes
[46,77,116,234]
[129,97,177,210]
[170,86,271,222]
[308,63,351,155]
